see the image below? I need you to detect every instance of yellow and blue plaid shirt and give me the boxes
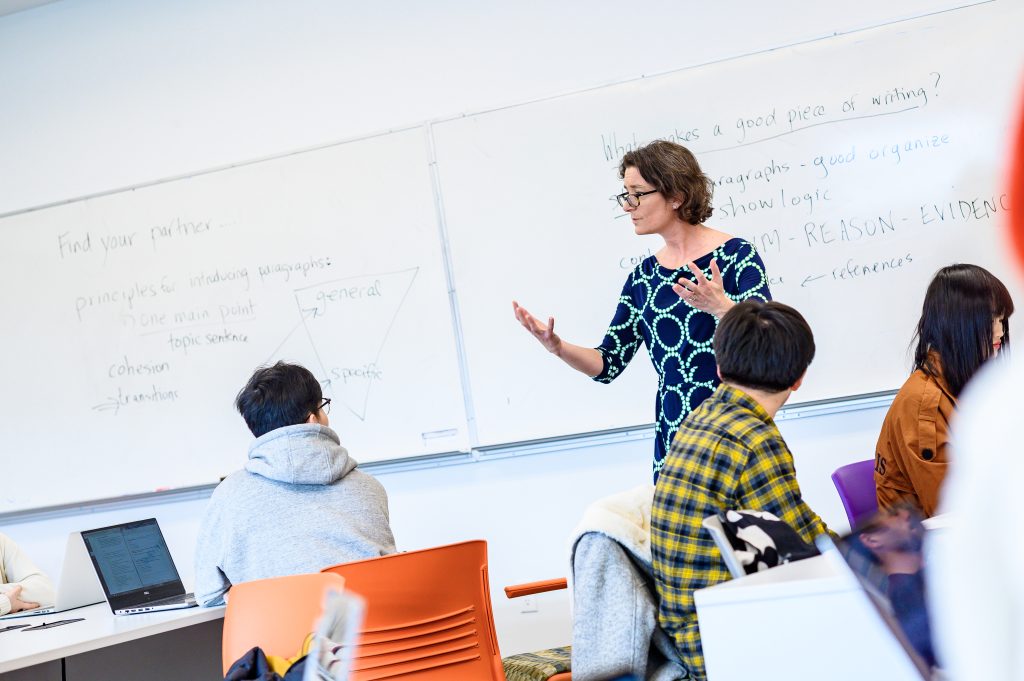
[652,383,830,680]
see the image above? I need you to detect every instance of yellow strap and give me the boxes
[266,632,317,674]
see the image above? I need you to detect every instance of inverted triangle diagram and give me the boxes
[268,266,420,421]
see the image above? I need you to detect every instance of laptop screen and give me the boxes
[81,518,183,600]
[818,506,935,676]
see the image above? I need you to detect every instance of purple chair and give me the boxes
[831,459,879,529]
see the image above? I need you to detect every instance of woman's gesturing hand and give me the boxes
[512,300,563,355]
[672,259,734,318]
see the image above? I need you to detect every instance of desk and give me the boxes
[0,603,224,681]
[694,554,923,681]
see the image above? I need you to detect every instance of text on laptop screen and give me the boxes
[84,521,181,596]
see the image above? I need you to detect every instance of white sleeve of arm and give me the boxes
[0,534,56,611]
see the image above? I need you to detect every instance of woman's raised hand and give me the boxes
[512,300,563,355]
[671,259,733,318]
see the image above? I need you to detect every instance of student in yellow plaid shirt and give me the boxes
[652,299,830,680]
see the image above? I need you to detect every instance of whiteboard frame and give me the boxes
[0,390,896,523]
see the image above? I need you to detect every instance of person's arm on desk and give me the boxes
[194,522,231,607]
[0,585,39,615]
[194,565,230,607]
[0,532,55,615]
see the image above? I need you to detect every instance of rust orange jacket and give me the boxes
[874,365,955,517]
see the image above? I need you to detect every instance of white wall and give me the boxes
[0,0,953,657]
[1,406,884,655]
[0,0,976,214]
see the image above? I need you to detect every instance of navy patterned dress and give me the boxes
[593,237,772,480]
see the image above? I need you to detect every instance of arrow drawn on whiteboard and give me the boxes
[263,267,419,423]
[91,398,122,415]
[262,307,321,364]
[801,274,826,287]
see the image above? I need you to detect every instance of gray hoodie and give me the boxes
[194,424,396,606]
[570,485,687,681]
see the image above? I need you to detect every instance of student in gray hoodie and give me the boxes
[194,361,396,606]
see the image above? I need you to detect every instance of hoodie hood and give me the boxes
[245,424,357,485]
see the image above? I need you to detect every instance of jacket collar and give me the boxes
[922,350,956,403]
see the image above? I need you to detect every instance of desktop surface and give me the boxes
[0,602,224,674]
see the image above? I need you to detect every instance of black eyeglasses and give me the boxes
[317,397,331,415]
[612,189,660,208]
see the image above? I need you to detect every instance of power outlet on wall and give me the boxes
[519,596,539,613]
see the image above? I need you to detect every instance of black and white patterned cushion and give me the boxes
[717,509,819,575]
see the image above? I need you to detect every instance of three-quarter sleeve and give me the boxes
[593,272,643,384]
[726,241,772,303]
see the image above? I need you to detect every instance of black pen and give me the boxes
[22,618,85,631]
[1,624,31,633]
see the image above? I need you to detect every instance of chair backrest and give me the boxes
[701,515,747,579]
[322,540,504,681]
[221,571,346,675]
[831,459,879,529]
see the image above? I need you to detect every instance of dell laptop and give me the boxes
[0,531,105,619]
[80,518,197,615]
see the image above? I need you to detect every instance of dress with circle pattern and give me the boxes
[593,237,772,481]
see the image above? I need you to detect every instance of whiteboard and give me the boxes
[433,2,1024,447]
[0,128,468,513]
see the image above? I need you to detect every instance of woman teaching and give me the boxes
[513,141,772,479]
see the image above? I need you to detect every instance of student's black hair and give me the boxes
[913,263,1014,398]
[235,361,323,438]
[714,300,815,393]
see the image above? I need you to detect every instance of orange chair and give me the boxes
[503,578,571,681]
[321,540,506,680]
[221,571,346,675]
[503,578,567,600]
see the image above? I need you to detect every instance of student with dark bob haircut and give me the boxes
[875,263,1014,517]
[513,140,772,481]
[652,300,828,679]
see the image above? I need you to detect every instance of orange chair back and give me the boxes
[322,540,504,680]
[221,571,346,674]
